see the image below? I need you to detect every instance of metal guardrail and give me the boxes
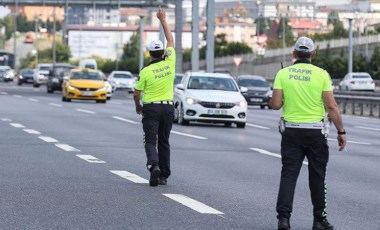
[335,95,380,117]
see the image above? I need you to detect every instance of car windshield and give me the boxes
[84,64,95,69]
[54,66,74,76]
[22,69,34,74]
[71,72,102,80]
[113,73,133,79]
[174,75,183,85]
[352,75,370,79]
[39,66,50,71]
[238,79,268,87]
[187,76,238,91]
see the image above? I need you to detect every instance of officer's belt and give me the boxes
[285,121,323,129]
[144,101,173,105]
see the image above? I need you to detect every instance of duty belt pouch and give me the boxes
[278,117,285,134]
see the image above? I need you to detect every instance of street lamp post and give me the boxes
[139,15,144,72]
[34,15,40,65]
[13,0,18,69]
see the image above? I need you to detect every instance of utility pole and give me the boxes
[139,15,144,72]
[191,0,199,71]
[52,5,56,64]
[13,0,18,69]
[175,1,183,73]
[348,18,353,74]
[206,0,215,73]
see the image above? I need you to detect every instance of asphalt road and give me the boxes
[1,82,379,230]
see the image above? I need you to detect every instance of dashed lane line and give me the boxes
[110,170,149,184]
[23,129,41,135]
[327,138,371,145]
[170,130,208,140]
[28,98,39,102]
[0,92,7,95]
[39,136,59,143]
[250,148,309,165]
[112,116,140,125]
[13,95,22,98]
[10,123,25,128]
[246,123,270,129]
[163,194,224,215]
[49,103,63,107]
[76,108,96,114]
[55,144,80,152]
[354,126,380,132]
[76,155,106,163]
[1,118,12,121]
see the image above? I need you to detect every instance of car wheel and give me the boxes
[260,105,265,109]
[224,122,232,127]
[62,96,66,102]
[18,81,22,86]
[178,104,189,125]
[173,107,179,123]
[47,87,54,93]
[107,97,111,100]
[268,104,272,109]
[33,82,40,88]
[236,122,246,128]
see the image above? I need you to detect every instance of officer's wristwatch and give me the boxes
[337,130,346,135]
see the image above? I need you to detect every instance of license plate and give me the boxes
[250,98,263,102]
[81,91,94,96]
[208,109,227,115]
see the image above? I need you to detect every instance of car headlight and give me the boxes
[68,85,76,90]
[236,100,247,107]
[265,90,273,97]
[98,86,107,91]
[186,97,199,105]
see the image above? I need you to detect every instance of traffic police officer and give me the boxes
[133,7,175,187]
[270,36,347,230]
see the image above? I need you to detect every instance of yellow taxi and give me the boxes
[62,68,107,103]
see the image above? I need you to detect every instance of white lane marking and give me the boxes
[163,194,224,215]
[23,129,41,134]
[246,123,270,129]
[0,92,8,95]
[13,95,22,98]
[112,116,140,125]
[327,138,371,145]
[76,108,96,114]
[10,123,25,128]
[76,155,106,163]
[55,144,80,152]
[38,136,58,143]
[28,98,39,102]
[250,148,309,165]
[110,170,149,184]
[171,130,208,140]
[49,103,63,107]
[354,126,380,132]
[1,118,12,121]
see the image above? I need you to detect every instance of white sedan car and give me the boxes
[174,72,248,128]
[107,71,135,93]
[338,72,375,91]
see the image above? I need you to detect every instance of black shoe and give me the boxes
[278,218,290,230]
[312,219,334,230]
[149,166,161,187]
[159,177,167,185]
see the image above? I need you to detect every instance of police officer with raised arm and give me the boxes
[133,6,175,187]
[270,36,347,230]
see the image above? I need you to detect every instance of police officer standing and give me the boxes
[133,6,175,187]
[270,37,346,230]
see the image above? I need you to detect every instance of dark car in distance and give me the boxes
[47,63,76,93]
[237,75,272,109]
[18,68,35,85]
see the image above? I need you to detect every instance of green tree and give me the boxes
[277,18,294,47]
[369,46,380,79]
[255,15,270,35]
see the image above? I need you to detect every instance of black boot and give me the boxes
[278,218,290,230]
[159,177,167,185]
[149,166,161,187]
[312,219,334,230]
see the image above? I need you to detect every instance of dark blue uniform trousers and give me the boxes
[142,103,174,178]
[276,128,329,221]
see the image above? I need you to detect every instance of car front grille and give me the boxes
[247,91,266,96]
[199,114,235,119]
[77,87,98,91]
[199,101,235,109]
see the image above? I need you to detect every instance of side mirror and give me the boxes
[176,83,185,91]
[240,86,248,93]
